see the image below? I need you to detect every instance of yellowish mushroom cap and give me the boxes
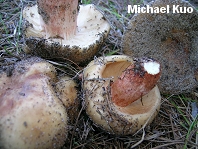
[0,57,78,149]
[83,55,161,135]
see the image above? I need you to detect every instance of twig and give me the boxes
[130,128,145,149]
[69,102,85,149]
[169,114,179,149]
[151,142,184,149]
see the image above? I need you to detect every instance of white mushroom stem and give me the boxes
[111,58,161,107]
[37,0,78,39]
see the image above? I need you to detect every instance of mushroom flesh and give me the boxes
[83,55,161,135]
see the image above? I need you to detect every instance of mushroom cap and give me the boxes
[122,0,198,94]
[23,4,110,63]
[0,57,77,149]
[83,55,161,135]
[55,76,79,122]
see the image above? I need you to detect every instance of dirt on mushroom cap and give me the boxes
[122,0,198,94]
[0,57,77,149]
[83,55,161,135]
[23,4,110,63]
[55,76,79,123]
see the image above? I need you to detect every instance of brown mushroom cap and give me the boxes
[23,4,110,63]
[0,57,77,149]
[83,55,161,135]
[122,0,198,94]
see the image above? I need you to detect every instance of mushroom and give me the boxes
[0,57,77,149]
[55,76,79,123]
[122,0,198,94]
[23,0,110,63]
[83,55,161,135]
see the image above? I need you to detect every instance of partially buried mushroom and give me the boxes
[122,0,198,94]
[23,0,110,63]
[83,55,161,135]
[0,57,78,149]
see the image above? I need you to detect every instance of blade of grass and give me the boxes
[82,0,91,4]
[170,100,190,127]
[131,0,144,5]
[15,8,23,53]
[105,49,119,56]
[184,115,198,149]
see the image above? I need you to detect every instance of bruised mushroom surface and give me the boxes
[122,0,198,94]
[0,57,77,149]
[83,55,161,135]
[23,0,110,63]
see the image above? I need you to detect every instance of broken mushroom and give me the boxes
[122,0,198,94]
[23,0,110,63]
[0,57,77,149]
[83,55,161,135]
